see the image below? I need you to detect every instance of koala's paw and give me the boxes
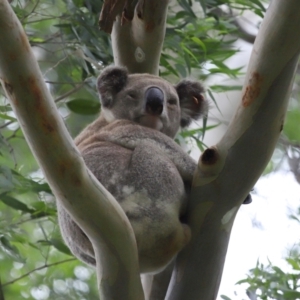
[159,223,191,270]
[181,223,192,246]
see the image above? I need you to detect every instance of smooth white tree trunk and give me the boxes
[166,1,300,299]
[0,1,144,299]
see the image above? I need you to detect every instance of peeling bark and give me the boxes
[99,0,138,33]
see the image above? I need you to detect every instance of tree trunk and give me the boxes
[167,1,300,299]
[0,1,143,299]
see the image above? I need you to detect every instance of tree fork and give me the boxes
[101,0,169,75]
[99,0,300,298]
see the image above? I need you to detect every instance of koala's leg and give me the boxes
[57,202,96,266]
[125,142,192,273]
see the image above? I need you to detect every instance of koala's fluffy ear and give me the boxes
[175,80,207,128]
[97,66,128,107]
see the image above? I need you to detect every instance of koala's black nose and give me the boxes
[145,87,164,115]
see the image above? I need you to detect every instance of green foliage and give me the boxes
[235,255,300,300]
[221,212,300,300]
[66,98,100,115]
[266,79,300,174]
[284,109,300,142]
[0,0,267,298]
[163,7,240,79]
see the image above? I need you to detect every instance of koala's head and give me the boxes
[97,66,207,138]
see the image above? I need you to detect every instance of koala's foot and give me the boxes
[181,223,192,246]
[138,222,191,274]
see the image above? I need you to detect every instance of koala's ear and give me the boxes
[175,80,207,128]
[97,66,128,107]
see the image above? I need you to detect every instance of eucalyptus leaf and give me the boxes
[67,99,100,115]
[0,236,25,263]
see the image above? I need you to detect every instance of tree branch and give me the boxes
[167,1,300,299]
[99,0,137,34]
[111,0,169,75]
[232,18,256,44]
[208,6,257,44]
[142,262,174,300]
[0,1,144,299]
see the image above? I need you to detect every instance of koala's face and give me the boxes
[97,67,207,138]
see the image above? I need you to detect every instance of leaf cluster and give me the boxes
[235,256,300,300]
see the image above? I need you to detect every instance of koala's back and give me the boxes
[58,120,190,273]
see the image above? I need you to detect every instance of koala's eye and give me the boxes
[127,91,136,99]
[168,98,177,105]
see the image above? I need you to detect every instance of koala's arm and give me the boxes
[92,120,197,181]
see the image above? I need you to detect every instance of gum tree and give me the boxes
[0,0,300,299]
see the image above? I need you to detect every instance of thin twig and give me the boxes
[21,0,40,22]
[0,278,4,300]
[2,258,76,287]
[43,54,69,78]
[54,81,87,103]
[0,130,17,167]
[0,120,14,129]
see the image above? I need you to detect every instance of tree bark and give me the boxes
[111,0,169,75]
[0,1,144,299]
[142,262,174,300]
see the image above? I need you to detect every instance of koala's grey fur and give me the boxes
[58,66,207,274]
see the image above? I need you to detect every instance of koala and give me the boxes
[57,66,207,274]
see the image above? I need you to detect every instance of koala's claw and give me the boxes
[243,193,252,204]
